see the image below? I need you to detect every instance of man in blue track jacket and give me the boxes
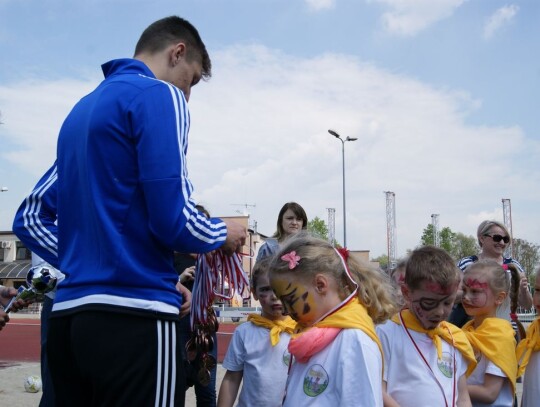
[12,16,246,407]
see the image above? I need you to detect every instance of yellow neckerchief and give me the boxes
[462,318,517,394]
[516,318,540,377]
[392,309,477,376]
[297,298,383,359]
[247,314,296,346]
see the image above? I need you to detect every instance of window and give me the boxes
[16,242,32,260]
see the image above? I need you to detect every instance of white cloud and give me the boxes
[0,77,98,175]
[373,0,467,36]
[304,0,336,11]
[2,44,539,258]
[483,4,519,40]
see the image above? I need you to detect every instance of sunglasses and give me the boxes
[484,234,510,244]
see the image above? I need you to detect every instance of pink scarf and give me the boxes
[288,327,342,363]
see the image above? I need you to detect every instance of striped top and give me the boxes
[13,59,227,317]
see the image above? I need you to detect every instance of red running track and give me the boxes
[0,318,237,364]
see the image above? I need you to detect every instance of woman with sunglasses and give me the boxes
[449,220,533,327]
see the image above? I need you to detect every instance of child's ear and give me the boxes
[314,274,329,294]
[495,291,507,306]
[251,287,259,301]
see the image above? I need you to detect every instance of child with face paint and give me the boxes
[516,266,540,407]
[461,260,518,406]
[376,246,477,407]
[269,232,398,407]
[217,258,296,407]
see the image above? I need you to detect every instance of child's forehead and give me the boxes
[414,280,457,296]
[464,268,489,281]
[256,273,271,285]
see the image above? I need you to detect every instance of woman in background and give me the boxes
[256,202,307,261]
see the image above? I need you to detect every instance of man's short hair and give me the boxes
[134,16,211,79]
[405,246,460,291]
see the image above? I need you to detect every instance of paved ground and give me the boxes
[0,361,231,407]
[0,313,235,406]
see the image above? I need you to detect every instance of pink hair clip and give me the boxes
[502,264,510,272]
[281,251,301,270]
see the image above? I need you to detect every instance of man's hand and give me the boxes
[221,219,247,255]
[176,282,192,318]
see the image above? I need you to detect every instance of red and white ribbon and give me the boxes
[190,250,250,329]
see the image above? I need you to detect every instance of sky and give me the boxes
[1,0,539,260]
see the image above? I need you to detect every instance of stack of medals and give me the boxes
[188,250,249,385]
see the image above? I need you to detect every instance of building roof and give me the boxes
[0,261,31,279]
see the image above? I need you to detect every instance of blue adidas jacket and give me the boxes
[13,59,227,316]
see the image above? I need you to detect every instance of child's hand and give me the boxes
[179,266,195,284]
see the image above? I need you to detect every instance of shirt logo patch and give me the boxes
[303,364,329,397]
[437,351,454,378]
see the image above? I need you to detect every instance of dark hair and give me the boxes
[506,263,527,341]
[134,16,211,79]
[269,232,397,324]
[251,257,272,292]
[406,246,460,291]
[273,202,308,241]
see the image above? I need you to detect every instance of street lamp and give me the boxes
[328,129,357,247]
[0,187,8,192]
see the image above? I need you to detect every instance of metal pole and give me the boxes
[341,139,347,247]
[328,129,356,248]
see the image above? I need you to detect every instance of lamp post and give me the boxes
[0,187,8,192]
[328,129,357,247]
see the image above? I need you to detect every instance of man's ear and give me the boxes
[169,42,187,66]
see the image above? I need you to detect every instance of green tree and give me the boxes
[307,216,329,241]
[420,224,455,253]
[512,238,540,281]
[420,224,478,261]
[450,233,479,260]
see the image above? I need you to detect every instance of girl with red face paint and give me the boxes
[449,220,532,328]
[461,260,519,406]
